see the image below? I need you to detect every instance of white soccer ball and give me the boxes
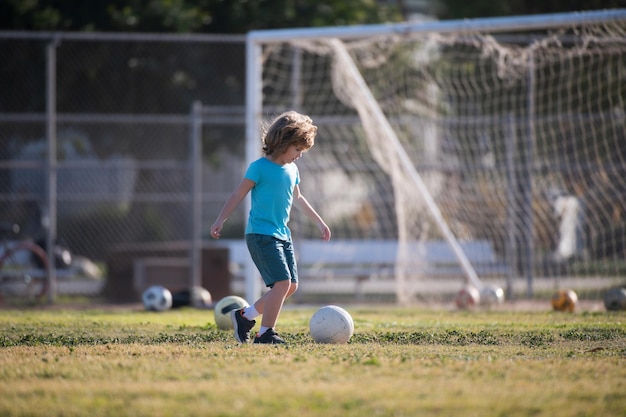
[171,286,212,309]
[604,287,626,311]
[309,305,354,344]
[214,295,249,330]
[190,286,213,308]
[479,284,505,306]
[142,285,173,312]
[455,285,480,309]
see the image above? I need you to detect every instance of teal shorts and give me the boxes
[245,234,298,288]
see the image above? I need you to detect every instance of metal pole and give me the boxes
[189,101,203,289]
[244,35,263,302]
[290,47,302,110]
[524,51,536,298]
[45,37,59,304]
[505,113,517,300]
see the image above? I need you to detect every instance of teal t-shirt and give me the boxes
[244,157,300,241]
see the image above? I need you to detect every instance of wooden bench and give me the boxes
[217,239,509,298]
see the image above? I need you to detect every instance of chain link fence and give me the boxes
[3,22,625,307]
[0,32,247,303]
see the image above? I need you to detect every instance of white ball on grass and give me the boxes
[214,295,249,330]
[190,286,213,308]
[479,284,505,306]
[309,305,354,344]
[142,285,173,312]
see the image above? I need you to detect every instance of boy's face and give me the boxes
[276,144,308,165]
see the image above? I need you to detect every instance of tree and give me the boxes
[0,0,403,33]
[436,0,626,19]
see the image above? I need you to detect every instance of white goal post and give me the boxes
[244,10,626,303]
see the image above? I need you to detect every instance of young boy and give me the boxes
[210,111,331,344]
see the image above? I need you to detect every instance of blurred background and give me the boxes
[1,1,624,307]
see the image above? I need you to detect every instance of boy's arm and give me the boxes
[293,184,331,241]
[210,178,255,239]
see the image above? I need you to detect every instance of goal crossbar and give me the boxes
[248,9,626,44]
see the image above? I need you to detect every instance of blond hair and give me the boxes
[262,111,317,156]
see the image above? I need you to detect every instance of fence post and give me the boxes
[45,36,60,304]
[189,101,203,289]
[244,35,263,303]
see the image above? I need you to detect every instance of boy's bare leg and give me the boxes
[253,280,296,329]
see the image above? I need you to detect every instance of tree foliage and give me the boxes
[3,0,625,33]
[0,0,403,33]
[437,0,626,20]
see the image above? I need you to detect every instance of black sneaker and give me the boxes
[253,328,285,344]
[231,308,255,343]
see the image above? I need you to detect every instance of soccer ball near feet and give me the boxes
[214,295,249,330]
[309,305,354,344]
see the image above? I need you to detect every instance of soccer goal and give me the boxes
[244,10,626,303]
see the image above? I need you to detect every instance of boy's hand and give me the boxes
[318,222,331,241]
[210,222,222,239]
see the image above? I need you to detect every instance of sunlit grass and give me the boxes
[1,305,625,417]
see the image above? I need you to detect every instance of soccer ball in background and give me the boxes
[603,287,626,311]
[214,295,249,330]
[171,286,213,309]
[551,289,578,312]
[142,285,173,312]
[309,305,354,344]
[479,284,505,306]
[190,286,213,308]
[455,285,480,309]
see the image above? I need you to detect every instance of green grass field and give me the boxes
[1,303,625,417]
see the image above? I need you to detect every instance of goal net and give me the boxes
[247,11,626,303]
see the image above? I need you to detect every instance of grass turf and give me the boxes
[0,305,625,417]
